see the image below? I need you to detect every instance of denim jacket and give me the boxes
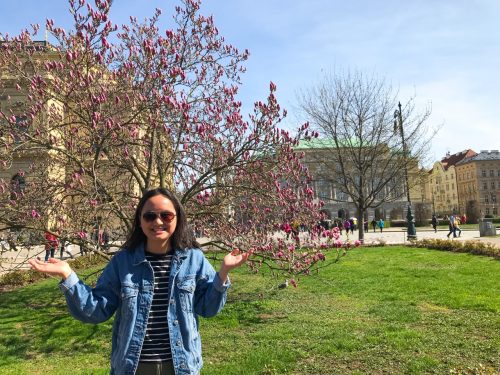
[59,244,230,375]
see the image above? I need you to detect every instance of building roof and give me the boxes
[295,138,369,150]
[440,149,477,170]
[456,150,500,165]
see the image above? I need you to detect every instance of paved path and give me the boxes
[358,228,500,248]
[1,228,498,276]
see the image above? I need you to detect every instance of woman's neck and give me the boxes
[145,240,171,255]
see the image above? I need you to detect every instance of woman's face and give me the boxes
[140,194,178,253]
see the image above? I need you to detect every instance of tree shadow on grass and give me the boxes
[0,281,111,362]
[221,290,290,327]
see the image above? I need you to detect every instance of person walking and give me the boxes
[44,230,59,262]
[343,218,351,235]
[29,188,250,375]
[431,215,438,233]
[447,214,457,238]
[378,218,385,233]
[454,217,462,237]
[461,214,467,225]
[371,218,377,233]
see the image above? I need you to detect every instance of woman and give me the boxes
[378,218,385,233]
[29,188,250,375]
[44,230,59,262]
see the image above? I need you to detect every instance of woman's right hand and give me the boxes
[28,258,73,280]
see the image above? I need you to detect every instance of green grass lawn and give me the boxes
[0,247,499,374]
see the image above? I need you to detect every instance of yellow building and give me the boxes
[427,150,477,216]
[1,41,168,238]
[456,150,500,219]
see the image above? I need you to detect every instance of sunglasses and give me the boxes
[142,211,176,223]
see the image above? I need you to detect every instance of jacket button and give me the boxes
[176,340,181,346]
[173,320,179,325]
[170,299,175,304]
[180,362,186,368]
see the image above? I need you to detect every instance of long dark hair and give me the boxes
[123,188,199,251]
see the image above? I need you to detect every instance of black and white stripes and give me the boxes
[139,252,173,362]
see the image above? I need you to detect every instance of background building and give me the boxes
[427,150,477,216]
[456,150,500,221]
[295,140,426,222]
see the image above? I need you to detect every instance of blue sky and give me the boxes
[1,0,499,165]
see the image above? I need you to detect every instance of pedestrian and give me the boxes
[378,218,384,233]
[431,215,438,233]
[343,218,351,235]
[29,187,250,375]
[349,218,355,234]
[364,220,368,232]
[371,218,377,233]
[461,213,467,225]
[446,214,457,238]
[44,230,58,262]
[454,217,462,237]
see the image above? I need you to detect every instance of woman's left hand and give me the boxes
[219,249,251,282]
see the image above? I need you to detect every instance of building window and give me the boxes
[490,170,494,177]
[492,181,496,189]
[483,182,488,190]
[316,180,331,200]
[337,191,348,202]
[485,208,490,215]
[484,195,489,203]
[482,170,486,177]
[494,208,498,215]
[10,173,26,200]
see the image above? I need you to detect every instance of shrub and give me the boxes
[410,239,499,259]
[0,268,49,287]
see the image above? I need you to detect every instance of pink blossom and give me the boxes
[30,210,41,218]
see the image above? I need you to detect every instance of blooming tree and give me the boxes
[0,0,357,279]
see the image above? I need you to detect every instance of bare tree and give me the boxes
[297,70,435,241]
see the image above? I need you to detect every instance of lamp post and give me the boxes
[394,102,417,240]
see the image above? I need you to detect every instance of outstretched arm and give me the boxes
[28,257,73,280]
[28,256,119,324]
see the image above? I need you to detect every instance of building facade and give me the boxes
[427,150,477,216]
[295,140,426,222]
[456,150,500,219]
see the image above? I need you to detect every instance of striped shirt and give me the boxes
[139,252,173,362]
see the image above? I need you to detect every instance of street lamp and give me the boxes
[394,102,417,240]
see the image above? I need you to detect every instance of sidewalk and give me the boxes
[1,229,498,276]
[359,228,500,248]
[0,244,88,276]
